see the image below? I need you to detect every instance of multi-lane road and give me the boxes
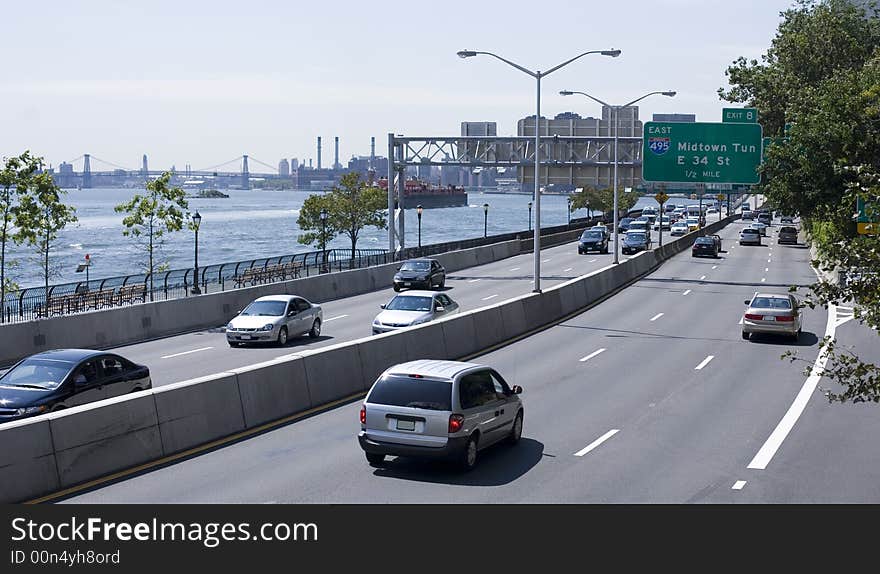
[60,206,880,503]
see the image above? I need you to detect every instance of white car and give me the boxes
[670,221,690,236]
[653,216,672,231]
[226,295,323,346]
[373,290,460,334]
[749,222,768,236]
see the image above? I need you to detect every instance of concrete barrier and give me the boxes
[154,373,246,455]
[0,418,59,503]
[301,342,367,405]
[356,331,410,386]
[233,357,312,428]
[49,393,163,489]
[440,313,479,359]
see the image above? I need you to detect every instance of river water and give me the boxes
[5,188,664,287]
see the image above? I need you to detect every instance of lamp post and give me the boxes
[567,196,572,225]
[458,48,620,293]
[528,201,532,231]
[191,211,201,294]
[319,208,328,273]
[586,200,591,221]
[560,89,676,264]
[416,205,423,250]
[483,203,489,237]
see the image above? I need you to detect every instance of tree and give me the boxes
[720,0,880,403]
[569,185,638,219]
[16,172,77,312]
[0,151,40,320]
[114,172,189,299]
[297,172,387,259]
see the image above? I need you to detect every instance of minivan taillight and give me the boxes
[448,414,464,434]
[359,406,366,424]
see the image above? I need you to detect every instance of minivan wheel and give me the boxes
[277,326,288,346]
[309,319,321,338]
[507,411,523,445]
[365,453,385,467]
[460,435,479,471]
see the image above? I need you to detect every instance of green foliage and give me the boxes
[0,151,41,314]
[720,0,880,403]
[297,172,387,256]
[569,186,637,218]
[114,172,188,294]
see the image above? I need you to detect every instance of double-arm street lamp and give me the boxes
[567,195,572,225]
[191,211,202,294]
[560,89,676,264]
[458,48,620,293]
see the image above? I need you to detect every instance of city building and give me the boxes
[278,158,290,177]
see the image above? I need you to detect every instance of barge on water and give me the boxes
[377,177,468,209]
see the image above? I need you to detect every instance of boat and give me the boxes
[375,177,468,209]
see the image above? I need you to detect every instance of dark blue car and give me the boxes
[0,349,151,423]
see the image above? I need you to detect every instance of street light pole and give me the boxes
[559,89,676,263]
[319,208,328,273]
[458,48,620,293]
[567,196,571,225]
[191,211,202,294]
[417,205,423,250]
[483,203,489,237]
[528,201,532,231]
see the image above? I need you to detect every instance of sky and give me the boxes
[0,0,796,174]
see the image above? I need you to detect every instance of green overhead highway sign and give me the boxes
[643,121,763,185]
[722,107,758,123]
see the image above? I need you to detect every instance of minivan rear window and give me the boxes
[367,375,452,411]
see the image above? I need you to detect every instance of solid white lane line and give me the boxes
[161,347,213,359]
[510,267,520,271]
[765,268,769,272]
[695,355,715,370]
[468,279,481,283]
[682,289,692,296]
[563,267,573,272]
[579,348,607,363]
[589,259,597,263]
[761,278,766,282]
[712,265,718,269]
[650,313,664,322]
[324,314,348,322]
[732,480,747,490]
[748,303,838,470]
[542,258,552,263]
[700,275,706,280]
[574,429,620,457]
[482,294,498,301]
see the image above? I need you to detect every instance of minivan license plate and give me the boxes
[396,419,415,431]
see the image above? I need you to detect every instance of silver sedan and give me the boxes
[226,295,323,346]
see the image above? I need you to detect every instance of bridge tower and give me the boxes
[241,155,250,190]
[82,154,92,189]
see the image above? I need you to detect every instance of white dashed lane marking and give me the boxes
[579,348,607,363]
[324,315,348,322]
[732,481,747,490]
[161,347,213,359]
[682,289,692,296]
[574,429,620,457]
[695,355,715,370]
[650,313,664,322]
[482,294,498,301]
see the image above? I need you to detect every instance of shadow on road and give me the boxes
[638,277,812,289]
[370,438,544,486]
[745,331,820,347]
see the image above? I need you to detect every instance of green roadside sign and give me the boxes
[643,121,763,185]
[722,107,758,123]
[857,196,879,235]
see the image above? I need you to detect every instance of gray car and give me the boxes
[742,293,802,341]
[358,360,524,470]
[226,294,323,346]
[372,291,460,334]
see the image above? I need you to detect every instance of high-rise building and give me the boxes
[291,158,299,170]
[278,159,290,177]
[461,122,497,137]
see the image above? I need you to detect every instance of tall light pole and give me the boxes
[483,203,489,237]
[416,205,423,250]
[191,211,202,294]
[528,201,532,231]
[567,195,572,225]
[458,48,620,293]
[319,208,328,273]
[560,89,676,264]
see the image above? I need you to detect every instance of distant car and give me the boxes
[590,224,610,239]
[777,226,799,245]
[578,229,609,254]
[742,293,802,341]
[739,228,762,245]
[749,222,768,236]
[709,233,723,252]
[617,217,634,234]
[706,207,720,218]
[780,214,794,223]
[226,294,323,346]
[670,221,690,236]
[0,349,151,423]
[393,258,446,291]
[691,236,719,258]
[653,216,672,231]
[685,218,701,233]
[373,291,460,334]
[757,212,772,225]
[742,210,755,220]
[627,220,650,234]
[358,360,524,470]
[621,230,652,255]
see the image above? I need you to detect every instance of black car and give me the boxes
[617,217,634,234]
[621,231,652,255]
[0,349,152,423]
[692,236,719,258]
[578,229,609,254]
[393,258,446,291]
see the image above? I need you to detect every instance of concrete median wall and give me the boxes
[0,215,737,502]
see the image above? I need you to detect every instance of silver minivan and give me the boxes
[358,360,524,470]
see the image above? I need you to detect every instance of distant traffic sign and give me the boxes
[654,191,669,204]
[643,122,763,185]
[722,108,758,123]
[717,194,725,201]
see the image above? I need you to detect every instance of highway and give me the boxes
[106,225,671,386]
[62,208,880,503]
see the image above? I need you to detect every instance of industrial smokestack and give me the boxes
[334,136,340,170]
[317,136,322,170]
[370,137,375,167]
